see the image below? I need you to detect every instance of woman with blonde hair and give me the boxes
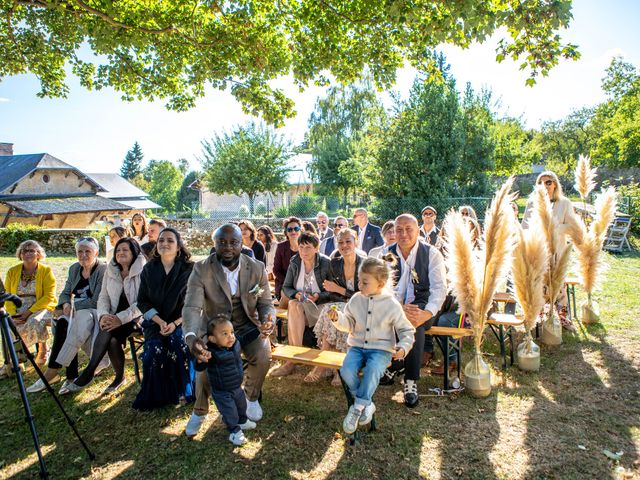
[522,170,578,331]
[1,240,57,375]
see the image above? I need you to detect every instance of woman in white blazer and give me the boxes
[522,170,578,331]
[66,237,146,395]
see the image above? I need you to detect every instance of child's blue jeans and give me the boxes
[340,347,393,408]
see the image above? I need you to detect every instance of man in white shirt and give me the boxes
[383,214,447,408]
[315,211,333,241]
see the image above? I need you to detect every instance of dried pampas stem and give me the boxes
[574,155,597,203]
[512,219,548,332]
[445,177,517,350]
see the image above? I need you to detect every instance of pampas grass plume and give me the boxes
[574,155,597,201]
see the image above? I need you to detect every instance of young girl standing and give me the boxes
[329,256,415,434]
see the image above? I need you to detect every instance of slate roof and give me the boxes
[87,173,162,209]
[4,196,130,215]
[0,154,103,193]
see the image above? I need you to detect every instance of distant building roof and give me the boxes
[0,153,103,193]
[4,196,130,216]
[87,173,161,209]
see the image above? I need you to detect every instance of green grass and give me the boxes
[1,252,639,479]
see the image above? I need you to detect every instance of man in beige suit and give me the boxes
[182,224,275,437]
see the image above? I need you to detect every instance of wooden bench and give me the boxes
[487,313,523,369]
[425,326,473,390]
[271,344,373,444]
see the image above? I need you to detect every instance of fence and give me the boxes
[164,195,493,235]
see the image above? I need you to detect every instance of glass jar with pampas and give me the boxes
[512,215,548,371]
[444,178,517,397]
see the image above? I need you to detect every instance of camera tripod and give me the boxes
[0,292,95,479]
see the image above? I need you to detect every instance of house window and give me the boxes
[42,174,50,184]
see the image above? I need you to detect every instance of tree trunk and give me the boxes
[248,193,255,216]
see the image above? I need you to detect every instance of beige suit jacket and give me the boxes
[182,253,275,348]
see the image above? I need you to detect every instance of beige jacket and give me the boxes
[96,255,146,324]
[334,291,415,354]
[522,196,577,238]
[182,253,275,348]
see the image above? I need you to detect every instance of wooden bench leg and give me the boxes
[488,324,507,370]
[129,337,141,384]
[276,318,286,343]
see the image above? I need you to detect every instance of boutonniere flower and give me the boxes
[249,284,264,298]
[411,268,419,284]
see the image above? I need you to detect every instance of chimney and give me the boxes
[0,143,14,156]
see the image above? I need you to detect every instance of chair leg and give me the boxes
[129,337,141,384]
[443,337,450,390]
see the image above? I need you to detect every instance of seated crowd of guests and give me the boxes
[0,172,578,444]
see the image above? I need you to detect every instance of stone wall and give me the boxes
[0,228,105,256]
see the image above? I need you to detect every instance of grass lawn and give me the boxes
[0,252,639,480]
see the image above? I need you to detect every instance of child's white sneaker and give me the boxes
[359,402,376,426]
[342,405,364,434]
[246,399,263,422]
[229,430,247,446]
[239,419,256,431]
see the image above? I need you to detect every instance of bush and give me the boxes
[0,224,46,254]
[255,202,267,216]
[238,205,250,217]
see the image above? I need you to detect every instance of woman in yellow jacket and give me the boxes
[1,240,57,376]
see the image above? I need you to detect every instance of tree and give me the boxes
[0,1,579,125]
[592,57,640,168]
[145,160,184,211]
[120,142,144,179]
[201,123,292,214]
[491,117,538,176]
[307,80,387,202]
[176,171,200,213]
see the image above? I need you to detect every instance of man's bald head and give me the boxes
[395,214,420,253]
[213,223,243,267]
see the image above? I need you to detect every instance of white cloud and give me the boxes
[0,97,9,103]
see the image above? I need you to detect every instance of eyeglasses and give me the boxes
[423,212,434,217]
[317,219,327,224]
[22,249,38,254]
[460,211,469,216]
[286,226,301,233]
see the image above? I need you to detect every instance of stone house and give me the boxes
[0,143,159,228]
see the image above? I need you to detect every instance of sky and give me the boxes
[0,0,639,174]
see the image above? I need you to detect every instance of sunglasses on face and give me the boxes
[423,212,434,217]
[540,180,554,186]
[460,211,469,216]
[287,226,301,233]
[334,224,347,229]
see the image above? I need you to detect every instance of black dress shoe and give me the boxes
[403,380,419,408]
[378,368,396,386]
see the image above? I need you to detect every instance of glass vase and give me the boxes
[464,349,491,398]
[581,297,600,325]
[540,309,562,346]
[517,331,540,372]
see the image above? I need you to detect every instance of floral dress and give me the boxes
[15,272,51,347]
[312,279,353,353]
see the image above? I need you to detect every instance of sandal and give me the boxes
[304,367,330,383]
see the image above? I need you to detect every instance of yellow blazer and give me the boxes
[4,263,58,316]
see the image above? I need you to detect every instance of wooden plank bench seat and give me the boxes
[487,313,524,369]
[271,344,371,443]
[425,326,473,390]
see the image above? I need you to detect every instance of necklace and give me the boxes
[21,265,37,283]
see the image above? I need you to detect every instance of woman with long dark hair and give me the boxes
[133,227,195,410]
[257,225,277,279]
[238,219,266,265]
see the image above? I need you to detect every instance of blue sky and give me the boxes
[0,0,639,174]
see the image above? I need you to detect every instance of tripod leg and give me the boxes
[1,314,49,479]
[3,315,96,463]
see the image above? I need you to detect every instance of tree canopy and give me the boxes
[120,141,144,179]
[1,0,578,125]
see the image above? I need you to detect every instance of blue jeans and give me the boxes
[340,347,393,408]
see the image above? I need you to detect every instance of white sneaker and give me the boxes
[342,405,364,434]
[359,402,376,426]
[229,430,247,446]
[58,379,76,395]
[185,413,207,437]
[238,419,256,431]
[27,375,60,393]
[246,399,263,422]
